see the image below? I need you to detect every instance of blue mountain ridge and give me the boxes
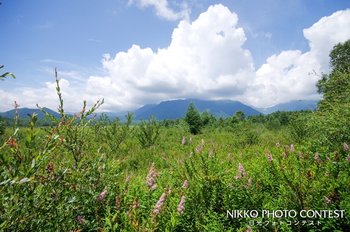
[0,99,319,121]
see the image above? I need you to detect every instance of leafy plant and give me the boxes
[0,65,15,81]
[96,113,134,152]
[136,116,160,148]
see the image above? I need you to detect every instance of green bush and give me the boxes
[136,116,160,148]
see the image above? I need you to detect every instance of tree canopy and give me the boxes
[184,103,202,134]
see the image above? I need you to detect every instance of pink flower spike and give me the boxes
[267,152,273,162]
[153,192,167,215]
[146,162,158,191]
[97,189,108,201]
[182,180,189,189]
[177,196,186,215]
[238,163,246,177]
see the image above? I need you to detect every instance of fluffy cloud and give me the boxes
[86,4,255,111]
[1,5,350,112]
[303,10,350,71]
[245,9,350,107]
[128,0,190,21]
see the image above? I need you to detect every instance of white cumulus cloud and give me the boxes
[244,9,350,107]
[85,4,255,111]
[1,5,350,112]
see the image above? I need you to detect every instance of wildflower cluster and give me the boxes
[146,162,158,191]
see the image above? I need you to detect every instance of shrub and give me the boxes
[95,113,134,152]
[136,116,160,148]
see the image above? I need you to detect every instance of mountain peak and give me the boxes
[134,98,260,120]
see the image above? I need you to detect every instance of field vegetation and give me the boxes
[0,41,349,231]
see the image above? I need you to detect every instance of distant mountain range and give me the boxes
[133,99,260,120]
[0,107,60,119]
[0,99,319,121]
[257,100,319,114]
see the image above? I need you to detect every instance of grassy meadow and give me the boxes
[0,97,349,231]
[1,41,350,231]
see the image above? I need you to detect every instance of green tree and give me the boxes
[330,39,350,73]
[316,40,350,111]
[233,111,245,122]
[317,39,350,100]
[310,39,350,150]
[185,103,202,134]
[201,110,216,127]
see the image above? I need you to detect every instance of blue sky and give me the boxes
[1,0,350,112]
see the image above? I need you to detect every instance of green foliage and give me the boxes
[136,116,160,148]
[311,40,350,151]
[330,39,350,73]
[201,110,216,128]
[308,104,350,151]
[95,113,133,152]
[318,72,350,110]
[1,46,350,231]
[0,117,4,137]
[234,110,245,122]
[185,103,202,134]
[317,39,350,97]
[289,113,310,143]
[0,65,15,81]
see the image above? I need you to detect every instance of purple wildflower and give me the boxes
[347,156,350,163]
[182,180,189,189]
[235,163,246,179]
[343,143,349,152]
[97,189,107,202]
[146,163,158,191]
[177,196,186,215]
[153,192,167,215]
[267,152,273,163]
[239,163,246,176]
[76,215,86,225]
